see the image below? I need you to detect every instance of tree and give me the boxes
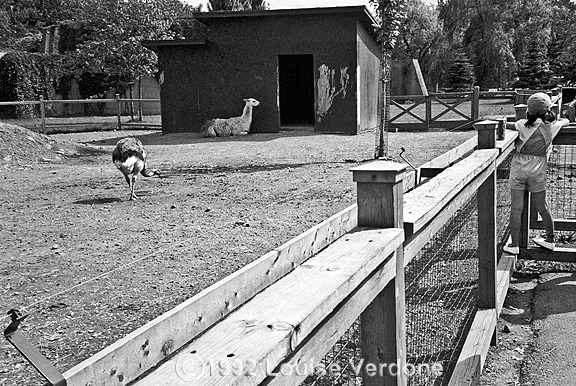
[0,0,86,48]
[370,0,407,158]
[67,0,197,95]
[208,0,269,11]
[548,0,576,84]
[514,40,553,89]
[438,0,515,89]
[392,0,445,89]
[0,0,199,97]
[445,51,475,90]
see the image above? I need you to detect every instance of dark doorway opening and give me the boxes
[278,54,315,127]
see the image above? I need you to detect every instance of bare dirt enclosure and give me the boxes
[0,122,483,385]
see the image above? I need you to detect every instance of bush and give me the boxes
[0,51,65,118]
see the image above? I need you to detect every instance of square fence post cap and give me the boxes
[351,161,407,183]
[474,120,498,130]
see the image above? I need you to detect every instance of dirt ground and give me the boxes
[1,122,556,386]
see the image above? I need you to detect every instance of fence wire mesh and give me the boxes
[405,193,479,385]
[532,144,576,249]
[302,152,514,386]
[548,145,576,221]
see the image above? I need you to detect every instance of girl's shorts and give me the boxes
[509,153,547,193]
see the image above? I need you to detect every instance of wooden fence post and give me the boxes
[40,98,46,135]
[514,104,527,121]
[116,93,122,131]
[475,120,498,346]
[352,161,407,386]
[471,86,480,120]
[425,95,432,130]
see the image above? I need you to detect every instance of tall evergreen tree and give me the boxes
[445,51,475,90]
[438,0,514,89]
[514,40,552,89]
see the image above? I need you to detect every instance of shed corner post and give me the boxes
[474,120,498,345]
[351,161,407,386]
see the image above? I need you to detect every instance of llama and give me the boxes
[201,98,260,137]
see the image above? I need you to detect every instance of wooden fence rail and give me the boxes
[0,96,161,133]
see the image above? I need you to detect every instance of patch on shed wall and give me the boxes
[316,64,350,122]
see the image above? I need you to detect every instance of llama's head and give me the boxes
[244,98,260,107]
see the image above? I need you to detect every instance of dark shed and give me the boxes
[142,6,381,135]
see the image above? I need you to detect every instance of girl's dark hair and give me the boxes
[525,111,555,127]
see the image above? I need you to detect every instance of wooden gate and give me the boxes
[389,86,480,131]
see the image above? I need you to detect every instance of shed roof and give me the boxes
[194,5,379,39]
[142,5,381,51]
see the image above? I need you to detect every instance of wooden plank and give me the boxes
[265,250,399,386]
[417,136,477,170]
[447,251,515,386]
[403,159,495,264]
[496,253,516,315]
[63,204,358,386]
[133,228,404,386]
[495,130,517,165]
[403,149,498,235]
[553,126,576,145]
[518,247,576,263]
[477,168,496,309]
[413,59,428,97]
[531,218,576,231]
[446,309,497,386]
[404,170,417,192]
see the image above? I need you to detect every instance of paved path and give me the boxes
[526,272,576,385]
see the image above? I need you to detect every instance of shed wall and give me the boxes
[158,12,378,135]
[356,22,381,134]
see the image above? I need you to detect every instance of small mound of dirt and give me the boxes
[0,122,103,167]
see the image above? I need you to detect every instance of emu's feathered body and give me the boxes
[201,98,260,137]
[112,137,160,200]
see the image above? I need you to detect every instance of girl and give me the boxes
[503,92,569,254]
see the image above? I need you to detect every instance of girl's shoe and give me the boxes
[503,245,519,255]
[533,238,555,251]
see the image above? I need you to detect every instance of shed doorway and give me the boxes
[278,54,315,128]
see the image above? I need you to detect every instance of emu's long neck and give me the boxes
[242,103,253,123]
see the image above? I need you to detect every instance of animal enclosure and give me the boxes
[4,121,520,386]
[5,103,576,385]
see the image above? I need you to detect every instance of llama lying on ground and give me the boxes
[201,98,260,137]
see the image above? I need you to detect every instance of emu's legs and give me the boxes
[130,175,139,200]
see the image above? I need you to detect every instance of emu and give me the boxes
[112,137,161,200]
[201,98,260,137]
